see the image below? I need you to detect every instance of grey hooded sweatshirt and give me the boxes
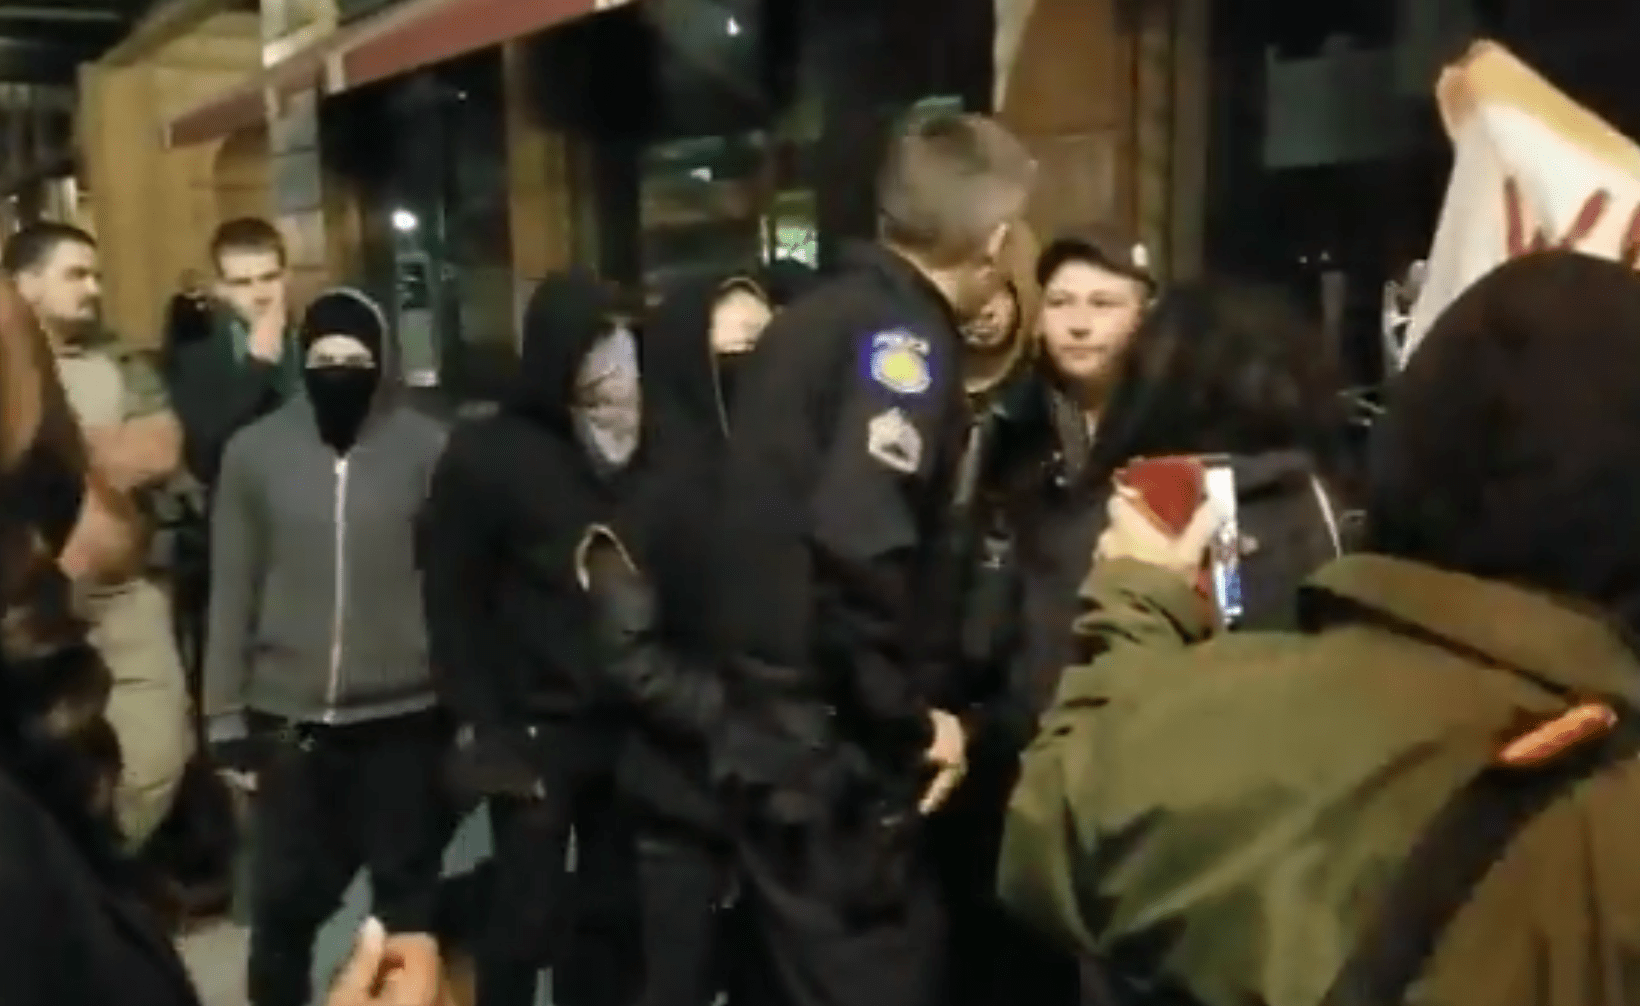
[203,288,447,740]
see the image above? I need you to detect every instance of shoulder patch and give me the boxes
[864,329,933,396]
[866,407,923,474]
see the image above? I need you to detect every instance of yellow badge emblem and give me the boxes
[867,331,932,395]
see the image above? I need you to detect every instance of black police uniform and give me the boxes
[710,243,969,1006]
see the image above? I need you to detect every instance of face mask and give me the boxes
[574,329,641,468]
[305,365,379,454]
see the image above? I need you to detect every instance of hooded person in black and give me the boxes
[578,271,777,1006]
[420,269,640,1006]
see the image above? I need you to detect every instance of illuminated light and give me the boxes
[391,208,418,233]
[726,16,741,35]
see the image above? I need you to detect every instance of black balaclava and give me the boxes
[1366,251,1640,648]
[299,289,386,455]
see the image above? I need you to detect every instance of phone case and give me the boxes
[1113,455,1206,536]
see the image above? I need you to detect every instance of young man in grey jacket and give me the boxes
[202,287,455,1006]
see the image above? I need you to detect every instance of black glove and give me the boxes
[445,724,545,801]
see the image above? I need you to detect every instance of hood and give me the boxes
[968,220,1042,398]
[298,286,396,408]
[509,268,618,427]
[1366,251,1640,651]
[642,272,767,441]
[761,258,819,307]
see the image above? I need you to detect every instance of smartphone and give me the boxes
[1113,454,1243,625]
[1201,455,1244,625]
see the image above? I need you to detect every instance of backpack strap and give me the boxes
[1319,715,1640,1006]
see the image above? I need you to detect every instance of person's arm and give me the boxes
[420,439,518,732]
[1070,557,1218,661]
[166,320,288,487]
[808,327,962,763]
[85,350,181,491]
[201,431,264,746]
[577,526,724,738]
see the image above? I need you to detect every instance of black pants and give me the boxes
[733,826,945,1006]
[634,829,739,1006]
[927,768,1085,1006]
[246,709,456,1006]
[478,722,638,1006]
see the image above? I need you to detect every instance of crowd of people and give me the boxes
[1,106,1639,1006]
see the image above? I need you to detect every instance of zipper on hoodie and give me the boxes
[323,455,350,722]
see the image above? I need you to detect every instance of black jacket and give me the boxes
[0,771,199,1006]
[591,274,755,835]
[422,271,632,754]
[163,307,299,488]
[711,244,969,804]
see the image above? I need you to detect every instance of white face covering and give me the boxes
[573,327,642,469]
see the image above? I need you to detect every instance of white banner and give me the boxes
[1403,42,1640,364]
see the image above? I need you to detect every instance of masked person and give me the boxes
[1000,250,1640,1006]
[421,270,642,1006]
[202,289,455,1006]
[573,273,775,1006]
[702,111,1035,1006]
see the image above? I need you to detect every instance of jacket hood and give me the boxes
[299,286,396,409]
[1366,250,1640,651]
[643,272,767,442]
[509,268,618,426]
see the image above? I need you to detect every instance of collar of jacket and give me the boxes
[842,241,964,339]
[1302,554,1640,708]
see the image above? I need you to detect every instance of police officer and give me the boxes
[709,111,1037,1006]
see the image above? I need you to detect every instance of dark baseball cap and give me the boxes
[1035,227,1156,291]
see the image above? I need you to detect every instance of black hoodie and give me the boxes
[594,273,769,834]
[421,269,633,739]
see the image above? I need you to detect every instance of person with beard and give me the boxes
[574,272,775,1006]
[705,111,1035,1006]
[5,222,196,851]
[420,270,642,1006]
[999,250,1640,1006]
[202,288,454,1006]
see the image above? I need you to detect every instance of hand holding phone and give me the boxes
[1108,455,1239,624]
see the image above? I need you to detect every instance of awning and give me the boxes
[164,0,634,147]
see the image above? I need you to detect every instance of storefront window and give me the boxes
[325,49,512,403]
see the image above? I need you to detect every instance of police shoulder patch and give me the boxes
[866,407,923,474]
[864,329,933,396]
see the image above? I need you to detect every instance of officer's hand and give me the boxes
[1096,488,1226,583]
[328,917,453,1006]
[919,709,968,814]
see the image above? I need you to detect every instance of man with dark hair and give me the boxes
[165,216,302,488]
[5,221,194,849]
[699,110,1036,1006]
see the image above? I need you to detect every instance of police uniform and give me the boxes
[711,243,969,1006]
[55,333,194,847]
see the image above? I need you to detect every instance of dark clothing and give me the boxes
[423,271,640,1006]
[0,771,200,1006]
[633,833,739,1006]
[710,244,967,1006]
[163,307,300,488]
[714,242,967,791]
[606,273,749,835]
[246,709,455,1006]
[422,271,631,739]
[477,720,634,1006]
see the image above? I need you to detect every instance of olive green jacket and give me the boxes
[999,554,1640,1006]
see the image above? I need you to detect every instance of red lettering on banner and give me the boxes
[1502,177,1613,256]
[1621,202,1640,268]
